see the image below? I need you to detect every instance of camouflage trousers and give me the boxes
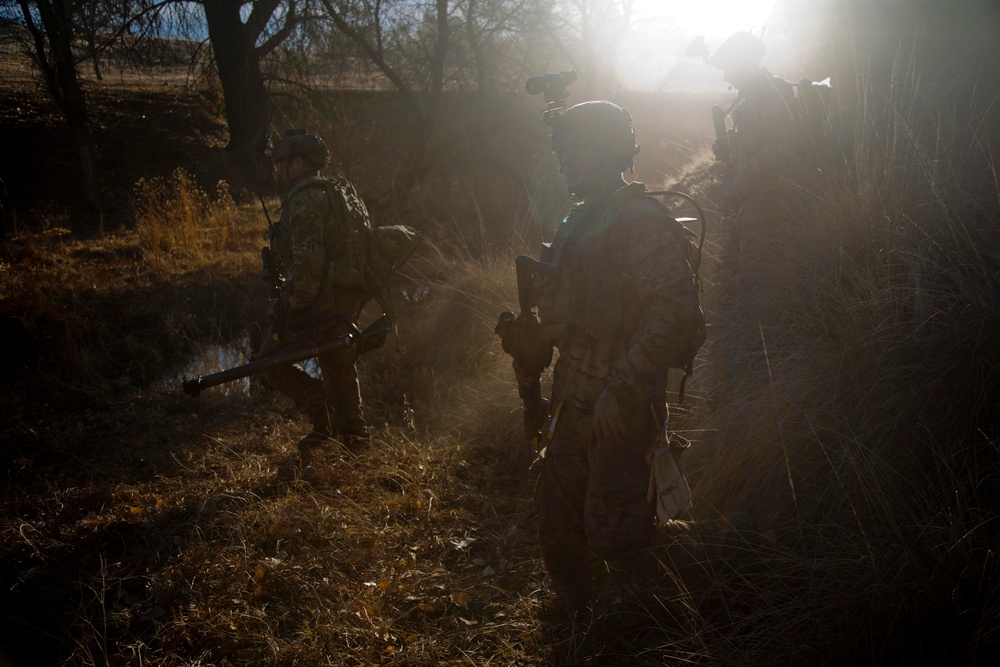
[536,400,726,612]
[257,317,366,438]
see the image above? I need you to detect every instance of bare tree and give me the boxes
[548,0,634,97]
[195,0,299,166]
[316,0,425,119]
[315,0,454,187]
[72,0,132,79]
[1,0,175,224]
[10,0,104,217]
[454,0,554,92]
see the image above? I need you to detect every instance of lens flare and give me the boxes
[615,0,779,90]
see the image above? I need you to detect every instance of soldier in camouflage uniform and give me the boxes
[708,32,820,396]
[519,102,744,615]
[258,129,371,450]
[710,31,811,266]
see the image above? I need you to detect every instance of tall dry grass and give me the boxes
[678,61,1000,662]
[134,168,250,271]
[0,168,265,394]
[2,169,559,665]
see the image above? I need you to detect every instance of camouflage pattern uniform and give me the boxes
[258,176,370,441]
[534,183,708,611]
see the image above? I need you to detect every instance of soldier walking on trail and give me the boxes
[499,101,752,623]
[704,32,825,396]
[258,129,373,451]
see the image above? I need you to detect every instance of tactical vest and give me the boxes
[537,184,704,367]
[285,177,420,296]
[291,176,370,291]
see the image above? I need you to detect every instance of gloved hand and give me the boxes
[594,386,627,443]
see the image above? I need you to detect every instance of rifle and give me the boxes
[252,131,285,299]
[182,315,390,398]
[493,70,579,446]
[495,253,565,446]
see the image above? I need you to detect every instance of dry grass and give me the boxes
[0,174,558,665]
[678,69,1000,662]
[134,169,246,270]
[5,39,1000,666]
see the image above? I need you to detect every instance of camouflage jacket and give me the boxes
[271,176,370,312]
[538,183,704,409]
[727,70,808,187]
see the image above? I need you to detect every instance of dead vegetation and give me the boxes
[4,26,1000,666]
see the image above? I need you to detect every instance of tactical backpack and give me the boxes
[645,189,707,402]
[302,177,421,322]
[528,184,706,403]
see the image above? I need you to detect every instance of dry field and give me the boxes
[4,35,1000,666]
[0,45,734,666]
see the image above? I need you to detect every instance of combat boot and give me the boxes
[299,406,335,452]
[324,399,366,450]
[298,426,334,452]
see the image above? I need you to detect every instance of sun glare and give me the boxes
[655,0,778,38]
[615,0,779,90]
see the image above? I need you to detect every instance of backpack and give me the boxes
[533,185,706,402]
[305,177,422,322]
[645,189,707,403]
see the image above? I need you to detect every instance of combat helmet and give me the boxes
[551,101,640,163]
[711,31,766,69]
[272,128,329,169]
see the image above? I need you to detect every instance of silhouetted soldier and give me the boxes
[703,32,825,396]
[259,129,373,451]
[500,101,754,632]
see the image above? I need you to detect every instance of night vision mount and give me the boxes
[525,70,578,126]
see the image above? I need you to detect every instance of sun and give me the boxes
[654,0,778,39]
[614,0,779,90]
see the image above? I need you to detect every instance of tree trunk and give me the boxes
[20,0,104,221]
[85,33,103,80]
[405,0,450,179]
[465,0,487,93]
[202,0,270,169]
[428,0,449,97]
